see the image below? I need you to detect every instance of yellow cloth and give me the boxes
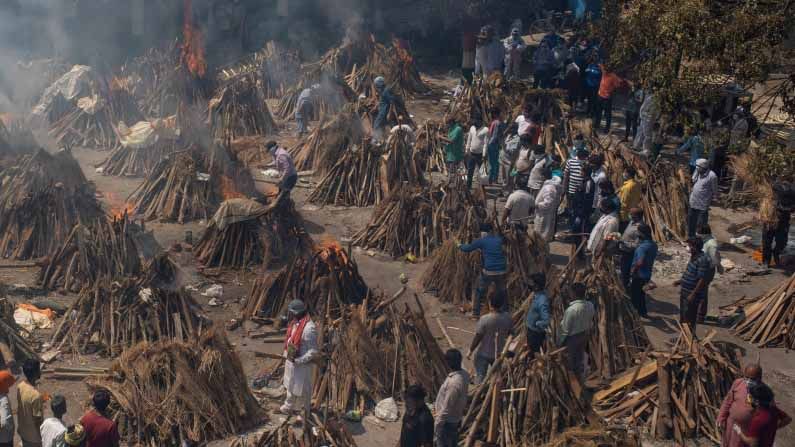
[617,178,642,221]
[16,381,43,443]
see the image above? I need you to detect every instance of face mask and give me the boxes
[574,140,584,149]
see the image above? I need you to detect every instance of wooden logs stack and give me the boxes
[209,71,278,140]
[252,417,357,447]
[0,296,41,368]
[88,328,262,446]
[592,325,740,444]
[415,119,447,174]
[345,37,430,99]
[38,216,145,293]
[732,273,795,349]
[307,141,385,207]
[288,109,365,174]
[0,149,103,260]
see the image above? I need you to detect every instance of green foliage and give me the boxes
[749,138,795,184]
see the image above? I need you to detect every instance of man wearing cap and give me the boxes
[687,158,719,238]
[280,299,318,422]
[399,384,434,447]
[629,224,657,318]
[266,141,298,199]
[373,76,395,143]
[503,28,526,80]
[40,395,67,447]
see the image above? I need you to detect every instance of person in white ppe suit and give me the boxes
[633,91,660,156]
[280,299,318,422]
[534,172,563,241]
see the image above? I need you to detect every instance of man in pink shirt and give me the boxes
[266,140,298,198]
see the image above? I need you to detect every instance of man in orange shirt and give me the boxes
[593,65,629,134]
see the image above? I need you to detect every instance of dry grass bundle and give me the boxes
[252,417,356,447]
[88,328,262,445]
[244,242,368,320]
[460,347,592,447]
[209,71,278,140]
[288,109,365,174]
[592,326,740,444]
[37,216,145,293]
[0,149,103,260]
[195,197,312,269]
[732,273,795,349]
[51,278,205,356]
[729,139,794,220]
[308,141,385,207]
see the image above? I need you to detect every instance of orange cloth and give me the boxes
[16,303,56,320]
[0,370,14,394]
[598,68,627,99]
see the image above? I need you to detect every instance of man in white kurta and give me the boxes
[280,299,318,421]
[534,175,563,241]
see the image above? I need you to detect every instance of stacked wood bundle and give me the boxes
[381,128,426,192]
[51,277,205,356]
[243,242,368,320]
[48,95,116,149]
[0,149,103,260]
[276,75,357,121]
[543,257,650,380]
[209,71,278,140]
[216,41,301,99]
[88,329,261,445]
[195,197,312,269]
[288,109,365,174]
[99,135,180,177]
[447,76,527,124]
[37,216,145,293]
[415,120,447,174]
[0,296,41,368]
[0,120,38,161]
[542,427,640,447]
[592,326,741,444]
[504,227,550,308]
[520,88,566,123]
[106,77,145,128]
[460,347,592,447]
[346,37,430,98]
[252,417,356,447]
[308,141,386,207]
[732,273,795,349]
[314,296,448,414]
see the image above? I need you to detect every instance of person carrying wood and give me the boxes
[629,224,657,319]
[675,237,711,331]
[457,223,508,317]
[279,299,318,424]
[266,141,298,199]
[399,384,434,447]
[556,283,595,382]
[433,349,470,447]
[524,272,550,356]
[467,293,512,384]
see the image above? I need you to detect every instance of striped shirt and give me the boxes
[680,253,711,301]
[565,158,585,194]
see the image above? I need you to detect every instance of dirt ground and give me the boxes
[1,74,794,447]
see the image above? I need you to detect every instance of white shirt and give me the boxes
[40,417,66,447]
[465,126,489,155]
[591,168,607,208]
[515,115,531,136]
[390,124,416,145]
[505,189,534,223]
[283,319,318,397]
[587,212,619,252]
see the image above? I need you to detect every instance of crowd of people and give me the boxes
[0,359,119,447]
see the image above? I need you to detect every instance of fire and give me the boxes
[104,191,136,220]
[218,175,245,200]
[317,235,348,264]
[182,0,207,78]
[392,37,414,65]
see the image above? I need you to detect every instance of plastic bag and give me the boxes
[374,397,399,422]
[478,162,489,185]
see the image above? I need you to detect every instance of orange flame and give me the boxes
[104,191,136,220]
[182,0,207,78]
[219,175,245,200]
[317,235,348,264]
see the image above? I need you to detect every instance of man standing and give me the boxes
[534,172,563,241]
[433,350,470,447]
[525,272,550,356]
[676,127,705,175]
[465,118,489,189]
[373,76,395,143]
[589,153,607,213]
[17,359,43,447]
[499,123,520,188]
[527,145,550,201]
[592,65,628,133]
[266,141,298,199]
[461,16,478,84]
[294,84,317,136]
[458,223,507,317]
[399,384,434,447]
[678,237,711,331]
[503,28,526,80]
[486,108,505,184]
[629,224,657,318]
[563,148,588,228]
[624,87,643,142]
[587,200,619,255]
[718,363,765,447]
[616,167,641,231]
[40,395,67,447]
[687,158,719,238]
[582,59,602,115]
[762,182,793,268]
[532,41,556,89]
[557,283,595,382]
[633,91,659,155]
[467,294,512,384]
[443,117,465,178]
[80,390,120,447]
[280,299,318,422]
[697,225,723,324]
[502,184,533,228]
[619,208,644,287]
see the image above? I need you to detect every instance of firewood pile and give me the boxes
[134,46,210,118]
[288,109,365,174]
[252,417,356,447]
[308,141,385,207]
[382,127,426,191]
[276,75,357,121]
[217,41,301,99]
[48,94,117,149]
[354,92,415,130]
[0,296,41,368]
[127,146,257,223]
[195,197,312,269]
[732,273,795,349]
[592,326,740,444]
[0,149,103,260]
[99,136,180,178]
[504,227,550,308]
[209,71,278,140]
[541,427,640,447]
[543,257,650,380]
[87,328,262,445]
[314,296,448,414]
[243,242,368,320]
[0,120,38,165]
[345,37,429,98]
[51,276,205,356]
[37,216,146,293]
[446,76,524,124]
[415,120,447,174]
[460,347,592,447]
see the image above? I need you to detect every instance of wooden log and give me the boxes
[656,357,673,439]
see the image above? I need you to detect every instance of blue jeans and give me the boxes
[434,422,459,447]
[474,272,507,316]
[295,112,306,135]
[687,207,708,238]
[474,354,494,384]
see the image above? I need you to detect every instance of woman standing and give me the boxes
[731,383,791,447]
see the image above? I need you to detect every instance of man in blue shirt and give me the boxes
[630,224,657,318]
[458,223,507,317]
[676,128,705,175]
[525,272,550,357]
[373,76,395,143]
